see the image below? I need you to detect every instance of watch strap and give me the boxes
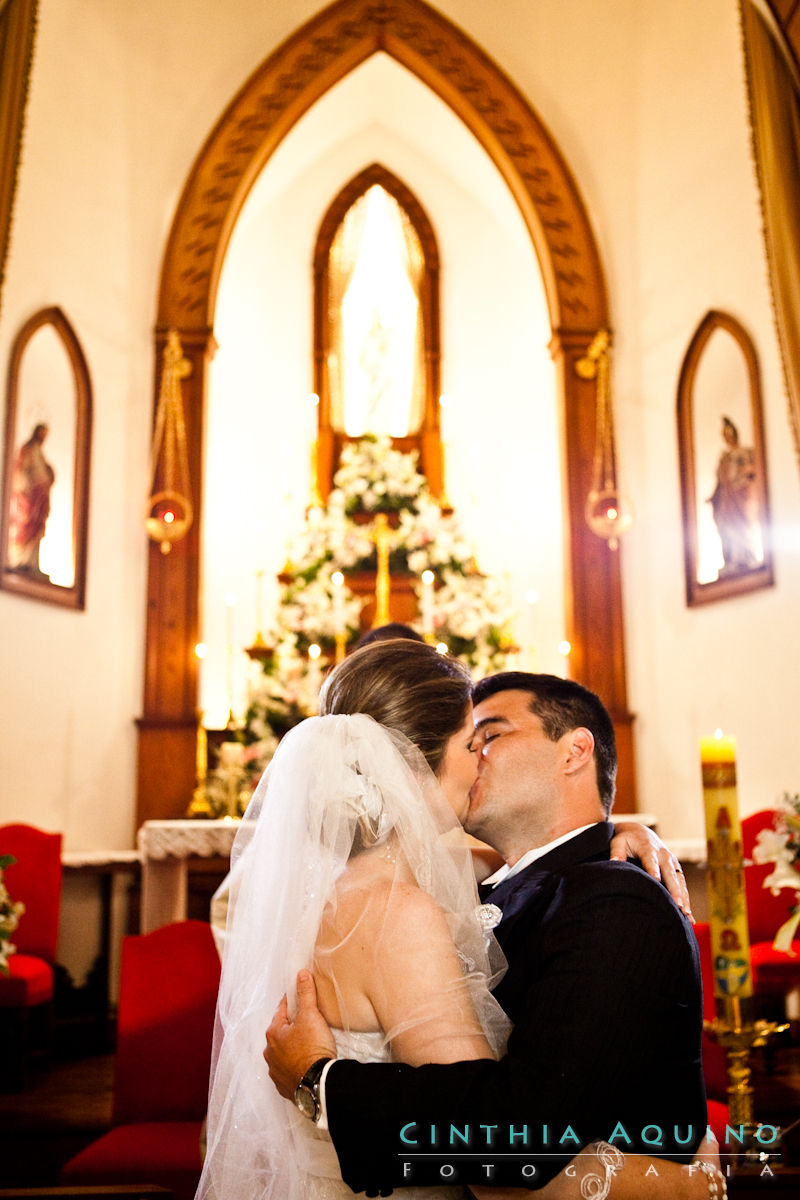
[294,1055,334,1123]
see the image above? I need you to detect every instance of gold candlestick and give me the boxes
[186,714,213,817]
[253,570,266,648]
[373,512,392,628]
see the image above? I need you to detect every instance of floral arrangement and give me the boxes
[0,855,24,975]
[752,792,800,951]
[197,436,516,818]
[334,436,426,515]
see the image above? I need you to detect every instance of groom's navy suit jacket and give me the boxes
[326,822,707,1193]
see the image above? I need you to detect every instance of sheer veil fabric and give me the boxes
[197,713,509,1200]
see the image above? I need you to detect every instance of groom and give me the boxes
[265,672,707,1191]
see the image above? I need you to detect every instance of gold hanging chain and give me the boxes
[575,329,615,493]
[148,330,192,499]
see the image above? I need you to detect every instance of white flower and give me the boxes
[752,797,800,900]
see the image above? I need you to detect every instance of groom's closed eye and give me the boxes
[468,726,502,753]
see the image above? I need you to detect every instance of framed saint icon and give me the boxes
[1,307,93,609]
[677,310,773,606]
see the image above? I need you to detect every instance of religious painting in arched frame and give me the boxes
[313,164,444,500]
[0,307,93,609]
[677,310,773,606]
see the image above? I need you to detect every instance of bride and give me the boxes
[198,639,720,1200]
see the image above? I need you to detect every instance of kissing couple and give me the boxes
[198,638,721,1200]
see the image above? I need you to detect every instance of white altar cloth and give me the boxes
[136,814,705,934]
[138,818,240,933]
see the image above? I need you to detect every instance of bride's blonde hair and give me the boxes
[318,638,472,775]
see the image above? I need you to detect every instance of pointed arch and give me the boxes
[138,0,636,825]
[313,163,443,496]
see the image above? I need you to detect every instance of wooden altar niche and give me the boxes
[313,163,444,505]
[313,163,444,633]
[138,0,638,829]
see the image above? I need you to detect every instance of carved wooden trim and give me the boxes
[0,0,38,316]
[142,0,635,825]
[158,0,605,331]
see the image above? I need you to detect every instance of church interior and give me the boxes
[2,0,800,1194]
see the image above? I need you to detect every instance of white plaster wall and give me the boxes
[0,1,796,954]
[622,1,800,838]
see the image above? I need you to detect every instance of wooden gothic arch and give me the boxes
[138,0,636,826]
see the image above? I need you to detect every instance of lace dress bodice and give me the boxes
[296,1028,466,1199]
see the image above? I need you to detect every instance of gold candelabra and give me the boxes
[186,716,214,817]
[704,993,787,1163]
[372,512,392,627]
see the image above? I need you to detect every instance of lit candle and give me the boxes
[307,393,321,505]
[525,588,539,670]
[194,641,207,712]
[439,395,452,504]
[308,642,323,701]
[254,571,265,647]
[331,570,346,634]
[421,569,435,641]
[701,731,752,999]
[225,593,236,723]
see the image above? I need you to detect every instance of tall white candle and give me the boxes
[332,570,346,635]
[421,570,435,638]
[308,642,323,702]
[225,593,236,720]
[254,571,265,643]
[525,588,538,670]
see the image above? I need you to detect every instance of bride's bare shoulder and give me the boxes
[322,861,447,944]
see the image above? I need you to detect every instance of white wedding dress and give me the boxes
[197,715,508,1200]
[297,1029,465,1199]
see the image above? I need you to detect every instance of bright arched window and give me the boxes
[314,165,442,497]
[331,183,424,437]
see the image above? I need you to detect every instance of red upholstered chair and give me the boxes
[61,920,221,1200]
[692,921,730,1147]
[0,822,63,1090]
[742,810,800,999]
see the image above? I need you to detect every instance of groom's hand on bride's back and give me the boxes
[265,969,337,1098]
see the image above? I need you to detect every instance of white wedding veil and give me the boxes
[197,712,508,1200]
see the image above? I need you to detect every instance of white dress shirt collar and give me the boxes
[482,822,600,889]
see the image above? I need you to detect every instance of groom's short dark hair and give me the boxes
[472,672,617,814]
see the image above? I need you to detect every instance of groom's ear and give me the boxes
[562,727,595,775]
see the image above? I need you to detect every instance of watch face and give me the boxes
[294,1084,317,1120]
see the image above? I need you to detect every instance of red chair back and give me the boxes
[0,823,62,962]
[742,810,799,944]
[112,920,221,1126]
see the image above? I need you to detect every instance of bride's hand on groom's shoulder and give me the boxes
[264,969,337,1098]
[610,822,693,919]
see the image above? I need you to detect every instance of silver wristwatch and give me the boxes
[293,1056,333,1123]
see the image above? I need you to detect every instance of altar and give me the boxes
[136,812,694,934]
[137,819,241,933]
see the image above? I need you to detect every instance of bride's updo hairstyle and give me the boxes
[318,637,472,775]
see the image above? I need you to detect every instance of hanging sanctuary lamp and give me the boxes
[145,329,193,554]
[575,329,633,550]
